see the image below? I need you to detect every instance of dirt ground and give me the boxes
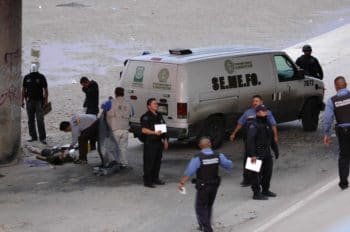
[1,1,350,231]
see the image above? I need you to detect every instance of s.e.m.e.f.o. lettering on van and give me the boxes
[212,60,261,91]
[211,73,261,91]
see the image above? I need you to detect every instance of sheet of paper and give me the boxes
[245,157,262,172]
[178,186,186,195]
[155,124,167,133]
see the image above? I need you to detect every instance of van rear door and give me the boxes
[122,60,178,126]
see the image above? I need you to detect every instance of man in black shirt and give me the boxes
[296,44,323,80]
[21,64,48,144]
[80,76,99,115]
[141,98,169,188]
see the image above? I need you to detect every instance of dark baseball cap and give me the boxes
[255,104,268,112]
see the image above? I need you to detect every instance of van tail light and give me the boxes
[177,103,187,119]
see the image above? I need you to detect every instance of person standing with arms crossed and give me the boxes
[230,95,278,187]
[323,76,350,190]
[141,98,168,188]
[178,137,232,232]
[105,87,133,169]
[22,63,48,144]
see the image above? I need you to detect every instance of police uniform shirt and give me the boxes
[246,119,273,158]
[23,72,48,101]
[324,88,350,136]
[184,148,233,177]
[141,111,167,141]
[238,107,277,126]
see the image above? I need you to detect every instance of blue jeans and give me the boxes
[26,100,46,140]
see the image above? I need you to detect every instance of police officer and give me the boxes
[296,44,323,80]
[230,95,278,187]
[323,76,350,190]
[246,105,279,200]
[141,98,168,188]
[178,137,232,232]
[21,63,48,144]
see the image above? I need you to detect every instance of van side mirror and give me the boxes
[297,69,305,80]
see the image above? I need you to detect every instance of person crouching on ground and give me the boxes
[178,137,233,232]
[59,114,97,164]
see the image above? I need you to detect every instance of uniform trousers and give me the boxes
[26,100,46,140]
[195,184,219,232]
[337,127,350,187]
[242,139,250,183]
[143,140,163,184]
[249,156,273,194]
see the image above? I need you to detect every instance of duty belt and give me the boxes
[196,177,221,185]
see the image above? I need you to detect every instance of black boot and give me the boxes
[253,192,268,200]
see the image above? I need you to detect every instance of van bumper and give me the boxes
[129,122,188,139]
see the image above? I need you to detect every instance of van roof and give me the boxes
[129,46,282,64]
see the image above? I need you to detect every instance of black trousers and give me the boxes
[195,184,219,232]
[143,140,163,184]
[242,139,250,183]
[249,156,273,194]
[26,100,46,140]
[337,127,350,187]
[78,120,99,161]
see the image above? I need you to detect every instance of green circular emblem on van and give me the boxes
[158,68,169,82]
[225,60,234,74]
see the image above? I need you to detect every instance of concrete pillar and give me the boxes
[0,0,22,164]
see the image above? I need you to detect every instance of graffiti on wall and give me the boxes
[0,49,21,107]
[0,85,19,106]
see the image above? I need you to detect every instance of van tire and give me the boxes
[302,99,320,132]
[199,116,225,149]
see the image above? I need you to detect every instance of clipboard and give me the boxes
[245,157,262,172]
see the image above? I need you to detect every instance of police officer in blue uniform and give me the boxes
[230,95,278,187]
[178,137,232,232]
[323,76,350,190]
[246,105,279,200]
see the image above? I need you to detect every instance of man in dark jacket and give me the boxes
[296,44,323,80]
[246,105,279,200]
[80,76,99,115]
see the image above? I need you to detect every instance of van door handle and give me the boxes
[278,92,282,101]
[272,93,276,101]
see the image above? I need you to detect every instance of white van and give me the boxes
[120,47,325,148]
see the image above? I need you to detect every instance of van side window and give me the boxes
[274,55,297,82]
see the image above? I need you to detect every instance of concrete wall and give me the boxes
[0,0,22,164]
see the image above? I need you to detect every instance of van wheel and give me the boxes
[302,99,320,132]
[199,116,225,149]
